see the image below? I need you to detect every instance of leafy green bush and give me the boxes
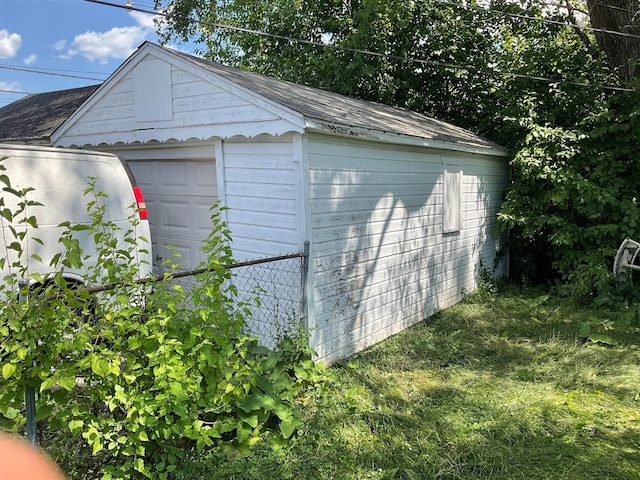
[0,176,325,479]
[499,93,640,303]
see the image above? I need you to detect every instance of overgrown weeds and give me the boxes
[0,180,325,480]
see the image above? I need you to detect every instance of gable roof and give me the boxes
[53,42,507,156]
[0,85,100,143]
[164,44,507,155]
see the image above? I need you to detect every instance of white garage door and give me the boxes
[128,159,217,273]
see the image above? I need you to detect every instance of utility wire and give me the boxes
[85,0,636,92]
[128,0,640,39]
[527,0,637,14]
[434,0,640,39]
[0,65,106,81]
[0,89,30,95]
[590,0,640,13]
[11,65,108,76]
[97,0,640,41]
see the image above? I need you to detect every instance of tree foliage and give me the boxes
[157,0,500,127]
[499,93,640,297]
[155,0,614,137]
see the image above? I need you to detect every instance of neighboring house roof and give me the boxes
[166,44,506,154]
[0,85,100,143]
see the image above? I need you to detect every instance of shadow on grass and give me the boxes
[312,365,639,480]
[179,288,640,480]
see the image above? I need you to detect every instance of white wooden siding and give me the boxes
[135,58,173,121]
[216,136,305,346]
[217,136,303,260]
[305,133,509,363]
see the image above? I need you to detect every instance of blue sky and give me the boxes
[0,0,198,107]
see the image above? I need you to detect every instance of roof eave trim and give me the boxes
[304,119,510,158]
[0,136,51,144]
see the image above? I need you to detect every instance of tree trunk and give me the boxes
[587,0,640,81]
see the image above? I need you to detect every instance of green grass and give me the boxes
[179,287,640,480]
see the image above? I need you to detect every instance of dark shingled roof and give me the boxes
[0,85,100,142]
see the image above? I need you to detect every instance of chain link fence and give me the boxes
[86,247,308,346]
[17,245,309,446]
[162,247,308,347]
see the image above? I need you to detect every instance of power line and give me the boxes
[6,65,108,76]
[0,65,106,81]
[434,0,640,40]
[92,0,640,41]
[536,0,614,13]
[85,0,636,93]
[590,1,640,13]
[0,89,30,95]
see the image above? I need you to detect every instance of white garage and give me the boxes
[52,41,510,363]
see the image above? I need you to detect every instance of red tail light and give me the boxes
[133,186,148,220]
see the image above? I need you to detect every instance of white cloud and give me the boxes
[52,39,67,51]
[129,10,157,29]
[23,54,37,65]
[56,10,157,64]
[0,30,21,59]
[67,26,149,64]
[0,80,22,93]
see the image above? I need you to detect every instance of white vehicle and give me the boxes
[0,144,152,290]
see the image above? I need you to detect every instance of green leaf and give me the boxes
[2,363,17,380]
[58,377,76,391]
[40,377,58,392]
[240,413,259,428]
[134,457,145,474]
[34,404,53,422]
[272,402,292,421]
[68,419,84,436]
[114,385,127,404]
[235,393,274,413]
[579,323,591,338]
[279,417,299,439]
[49,253,62,267]
[91,355,110,377]
[24,215,38,228]
[92,437,104,455]
[263,350,283,371]
[236,422,252,444]
[170,382,186,399]
[588,334,619,346]
[270,371,293,394]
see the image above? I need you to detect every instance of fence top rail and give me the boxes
[84,251,306,294]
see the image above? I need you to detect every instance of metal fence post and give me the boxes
[25,386,36,446]
[18,280,37,446]
[301,241,310,332]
